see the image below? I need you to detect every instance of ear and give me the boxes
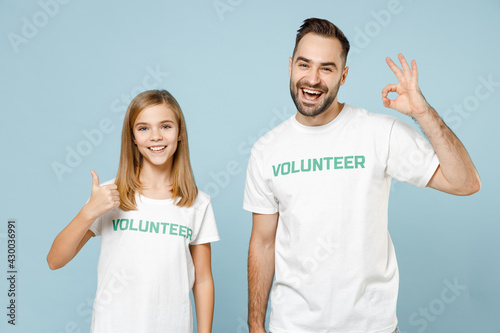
[288,57,293,78]
[340,66,349,86]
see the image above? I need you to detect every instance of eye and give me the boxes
[322,67,332,72]
[137,126,148,131]
[162,124,171,129]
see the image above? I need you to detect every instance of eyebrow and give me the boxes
[296,56,338,69]
[135,120,175,126]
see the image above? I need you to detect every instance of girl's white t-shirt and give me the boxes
[89,185,219,333]
[243,104,439,333]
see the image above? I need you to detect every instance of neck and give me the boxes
[139,161,174,188]
[295,101,344,127]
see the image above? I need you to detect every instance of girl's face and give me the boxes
[132,103,180,169]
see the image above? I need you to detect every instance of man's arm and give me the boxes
[382,53,481,195]
[248,212,279,333]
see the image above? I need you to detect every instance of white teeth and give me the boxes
[149,146,166,151]
[303,88,321,95]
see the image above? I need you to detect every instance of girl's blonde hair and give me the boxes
[115,89,198,209]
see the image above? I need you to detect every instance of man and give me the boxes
[243,18,480,333]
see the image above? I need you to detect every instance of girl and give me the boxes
[47,90,220,333]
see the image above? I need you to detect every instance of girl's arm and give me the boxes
[47,171,120,270]
[190,243,215,333]
[47,213,96,270]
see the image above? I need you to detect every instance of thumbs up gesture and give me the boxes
[83,170,121,220]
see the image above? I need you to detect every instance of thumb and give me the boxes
[90,170,100,188]
[382,84,398,110]
[382,97,394,109]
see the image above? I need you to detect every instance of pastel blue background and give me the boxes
[1,0,499,332]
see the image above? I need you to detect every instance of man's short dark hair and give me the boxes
[292,18,350,65]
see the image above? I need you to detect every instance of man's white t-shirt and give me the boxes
[243,104,439,333]
[89,183,220,333]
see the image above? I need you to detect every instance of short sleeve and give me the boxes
[190,198,220,245]
[386,120,440,187]
[243,150,279,214]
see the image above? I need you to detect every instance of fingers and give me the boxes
[86,173,121,216]
[102,185,121,210]
[387,53,419,81]
[91,170,100,188]
[382,97,392,108]
[411,59,418,84]
[112,197,121,208]
[382,96,396,109]
[101,185,120,201]
[112,190,120,208]
[382,84,397,109]
[398,53,411,76]
[103,183,117,190]
[382,84,398,98]
[386,57,404,81]
[102,187,119,196]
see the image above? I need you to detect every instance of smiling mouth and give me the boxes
[148,146,166,152]
[301,88,323,102]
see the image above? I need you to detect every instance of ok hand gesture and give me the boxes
[382,53,431,118]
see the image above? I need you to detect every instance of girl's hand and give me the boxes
[82,170,120,220]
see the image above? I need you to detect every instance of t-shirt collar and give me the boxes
[291,103,351,133]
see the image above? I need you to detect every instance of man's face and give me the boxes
[289,33,348,117]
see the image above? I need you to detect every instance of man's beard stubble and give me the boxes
[290,78,341,118]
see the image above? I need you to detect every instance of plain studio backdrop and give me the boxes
[0,0,498,332]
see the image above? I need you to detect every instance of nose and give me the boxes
[307,68,321,86]
[149,128,162,141]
